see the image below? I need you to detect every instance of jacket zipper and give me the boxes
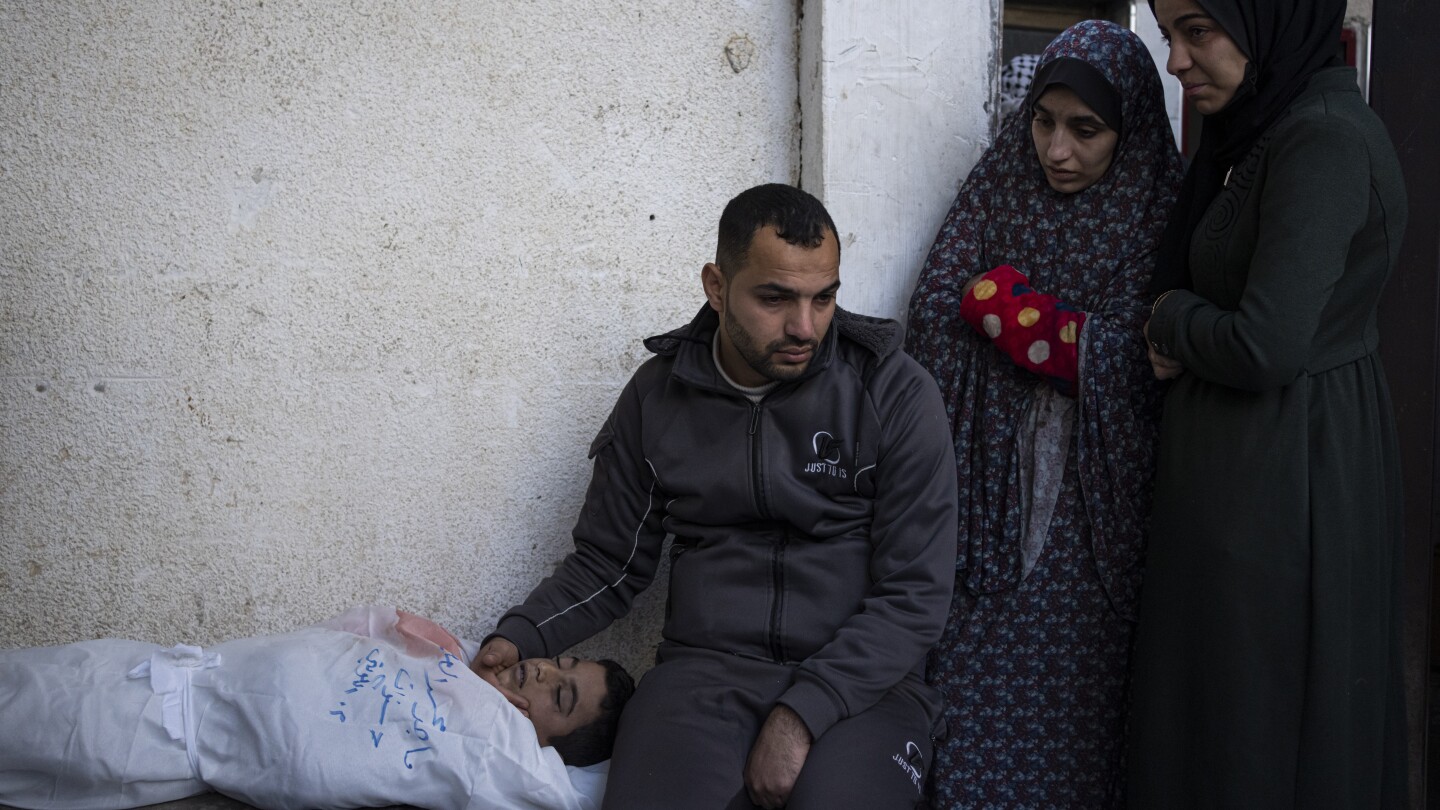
[748,402,769,517]
[748,400,786,662]
[769,527,788,663]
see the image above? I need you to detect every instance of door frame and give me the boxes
[1370,2,1440,807]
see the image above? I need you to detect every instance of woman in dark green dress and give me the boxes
[1129,0,1409,807]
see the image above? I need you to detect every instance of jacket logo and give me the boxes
[892,741,924,794]
[803,431,848,479]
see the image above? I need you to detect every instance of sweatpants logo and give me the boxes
[892,740,924,794]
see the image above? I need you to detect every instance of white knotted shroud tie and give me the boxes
[126,644,222,777]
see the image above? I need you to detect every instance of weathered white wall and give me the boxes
[0,1,799,675]
[1,0,998,676]
[801,0,999,322]
[1129,1,1184,144]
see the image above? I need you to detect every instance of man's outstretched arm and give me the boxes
[488,369,669,660]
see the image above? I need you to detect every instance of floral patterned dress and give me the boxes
[904,21,1181,808]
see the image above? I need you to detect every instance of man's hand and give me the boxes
[472,636,520,675]
[744,704,813,808]
[470,636,527,712]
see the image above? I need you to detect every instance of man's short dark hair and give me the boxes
[715,183,839,278]
[548,658,636,767]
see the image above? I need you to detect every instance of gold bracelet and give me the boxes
[1151,290,1175,317]
[1149,291,1175,354]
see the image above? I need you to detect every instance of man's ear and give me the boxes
[701,262,727,314]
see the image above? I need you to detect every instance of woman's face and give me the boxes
[1152,0,1250,114]
[1030,86,1120,194]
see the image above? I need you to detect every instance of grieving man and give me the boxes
[473,184,958,809]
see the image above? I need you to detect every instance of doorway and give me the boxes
[1368,1,1438,807]
[1001,0,1129,60]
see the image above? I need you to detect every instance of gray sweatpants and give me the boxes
[602,646,940,810]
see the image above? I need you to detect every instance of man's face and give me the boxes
[495,656,608,746]
[703,225,841,387]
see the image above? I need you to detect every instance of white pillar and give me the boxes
[801,0,1000,323]
[1130,0,1184,145]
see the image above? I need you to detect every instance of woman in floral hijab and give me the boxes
[905,20,1180,807]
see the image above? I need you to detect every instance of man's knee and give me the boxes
[601,662,763,810]
[786,689,935,810]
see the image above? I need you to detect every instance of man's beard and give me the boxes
[724,308,817,383]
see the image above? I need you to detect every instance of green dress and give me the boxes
[1128,67,1409,808]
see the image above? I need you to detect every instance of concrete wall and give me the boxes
[801,0,1000,322]
[1128,1,1184,144]
[0,1,996,674]
[0,1,800,674]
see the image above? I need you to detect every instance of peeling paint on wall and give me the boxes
[228,166,280,234]
[725,35,756,73]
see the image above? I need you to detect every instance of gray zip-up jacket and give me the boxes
[493,306,958,738]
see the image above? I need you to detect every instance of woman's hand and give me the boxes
[1144,318,1185,380]
[960,272,987,299]
[1149,346,1185,380]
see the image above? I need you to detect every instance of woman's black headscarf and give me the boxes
[1148,0,1346,292]
[1027,56,1125,135]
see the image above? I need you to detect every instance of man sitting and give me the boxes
[472,184,958,810]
